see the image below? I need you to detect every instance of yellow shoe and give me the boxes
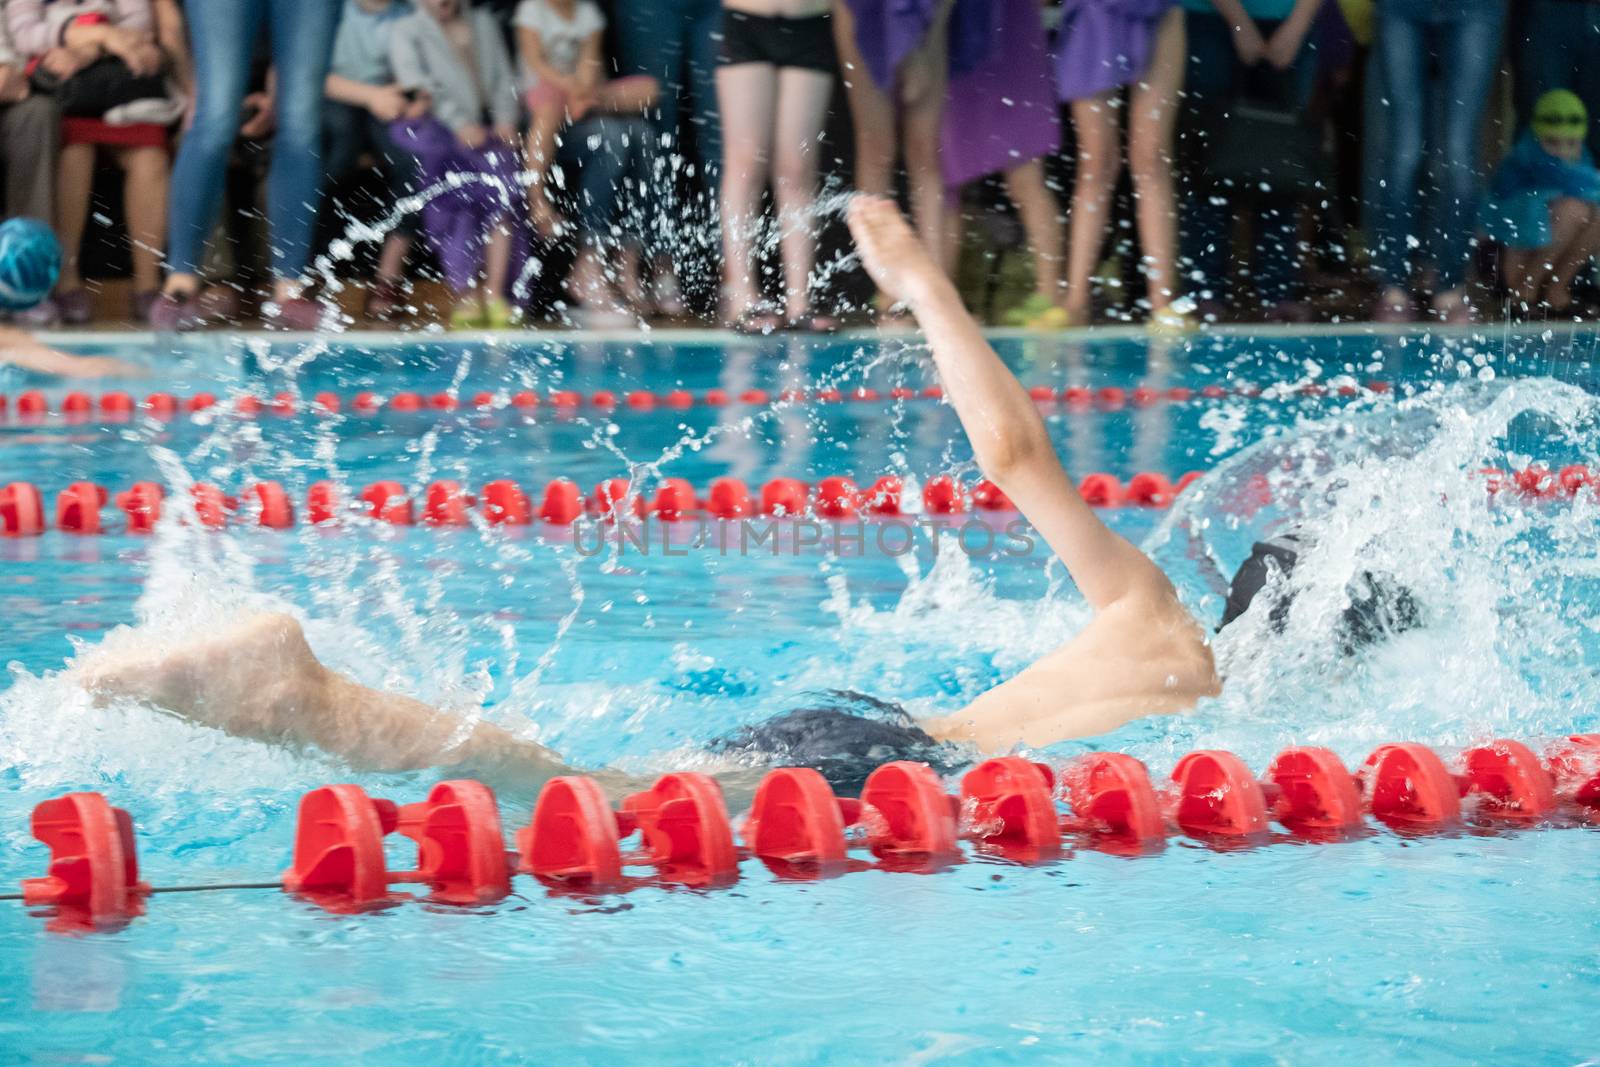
[1148,306,1198,335]
[1030,305,1074,330]
[483,297,519,329]
[449,302,487,330]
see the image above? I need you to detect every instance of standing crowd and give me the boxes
[0,0,1598,332]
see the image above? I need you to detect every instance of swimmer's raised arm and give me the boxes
[847,197,1169,610]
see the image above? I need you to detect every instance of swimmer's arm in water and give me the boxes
[76,612,647,800]
[0,325,143,379]
[846,197,1171,611]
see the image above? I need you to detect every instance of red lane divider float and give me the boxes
[0,381,1397,425]
[16,736,1599,931]
[3,462,1589,536]
[0,471,1209,536]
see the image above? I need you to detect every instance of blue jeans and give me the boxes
[1515,0,1600,156]
[167,0,340,280]
[555,116,655,240]
[1183,13,1318,305]
[613,0,722,182]
[1368,0,1506,291]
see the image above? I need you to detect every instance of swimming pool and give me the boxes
[3,326,1599,1062]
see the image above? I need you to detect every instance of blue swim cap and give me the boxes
[0,218,61,312]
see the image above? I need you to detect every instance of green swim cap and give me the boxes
[1533,89,1588,139]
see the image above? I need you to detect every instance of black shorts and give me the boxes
[719,10,838,75]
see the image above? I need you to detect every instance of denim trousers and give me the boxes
[1367,0,1507,290]
[167,0,341,279]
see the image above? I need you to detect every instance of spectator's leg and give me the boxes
[479,140,525,304]
[686,0,726,181]
[615,0,688,158]
[0,97,59,225]
[771,65,836,321]
[1063,93,1123,323]
[1543,197,1600,310]
[833,0,896,198]
[717,61,778,322]
[367,115,416,288]
[117,145,170,297]
[524,88,571,236]
[1427,6,1505,313]
[898,6,951,267]
[1369,8,1428,310]
[596,75,661,115]
[165,0,263,293]
[53,143,95,296]
[316,100,365,260]
[264,0,341,297]
[1125,6,1185,316]
[1003,161,1064,306]
[1177,11,1232,311]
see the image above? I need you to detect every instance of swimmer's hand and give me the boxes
[846,195,947,309]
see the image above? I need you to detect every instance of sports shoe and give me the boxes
[148,291,205,332]
[262,297,328,332]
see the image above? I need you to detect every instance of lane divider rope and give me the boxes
[0,462,1587,536]
[0,380,1396,425]
[11,736,1598,931]
[0,470,1210,535]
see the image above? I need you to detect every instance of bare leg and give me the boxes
[376,233,411,285]
[1544,198,1600,309]
[594,75,660,114]
[524,105,567,236]
[482,217,512,302]
[833,0,895,198]
[1125,7,1184,315]
[899,7,951,267]
[118,145,170,294]
[771,66,833,320]
[1064,93,1122,323]
[55,143,96,293]
[1004,159,1065,303]
[717,61,779,322]
[1502,248,1537,306]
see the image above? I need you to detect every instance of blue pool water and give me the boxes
[3,327,1600,1062]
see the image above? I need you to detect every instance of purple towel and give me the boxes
[844,0,996,90]
[942,0,1060,187]
[1052,0,1175,103]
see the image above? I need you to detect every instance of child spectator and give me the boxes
[7,0,180,323]
[1366,0,1506,323]
[323,0,425,322]
[941,0,1062,327]
[716,0,839,333]
[152,0,342,332]
[0,15,61,327]
[834,0,991,316]
[390,0,527,328]
[1053,0,1190,330]
[515,0,680,323]
[1484,89,1600,317]
[1181,0,1325,324]
[1514,0,1600,160]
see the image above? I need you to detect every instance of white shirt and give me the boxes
[512,0,604,91]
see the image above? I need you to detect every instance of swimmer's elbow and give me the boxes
[977,423,1050,487]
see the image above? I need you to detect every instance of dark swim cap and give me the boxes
[1220,533,1421,653]
[708,691,962,794]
